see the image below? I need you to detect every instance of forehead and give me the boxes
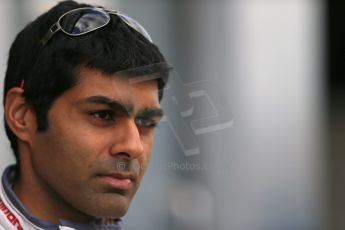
[63,67,160,108]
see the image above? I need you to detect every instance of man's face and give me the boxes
[28,67,162,219]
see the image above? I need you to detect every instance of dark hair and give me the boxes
[3,0,168,164]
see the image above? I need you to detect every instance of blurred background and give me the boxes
[0,0,343,229]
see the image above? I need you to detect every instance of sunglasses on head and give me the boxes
[41,7,153,46]
[18,7,154,89]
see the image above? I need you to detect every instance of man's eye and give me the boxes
[135,117,157,128]
[90,110,115,121]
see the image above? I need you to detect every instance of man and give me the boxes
[0,1,170,229]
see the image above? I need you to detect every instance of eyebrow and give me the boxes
[82,95,133,115]
[79,95,163,117]
[137,108,164,118]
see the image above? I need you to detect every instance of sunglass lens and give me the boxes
[117,13,153,42]
[60,8,110,35]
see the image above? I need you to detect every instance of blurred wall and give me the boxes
[0,0,17,173]
[0,0,326,230]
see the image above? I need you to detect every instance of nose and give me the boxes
[109,118,144,159]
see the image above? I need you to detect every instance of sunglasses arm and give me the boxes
[41,22,61,46]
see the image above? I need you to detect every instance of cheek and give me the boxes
[31,118,105,185]
[29,125,113,212]
[32,131,89,182]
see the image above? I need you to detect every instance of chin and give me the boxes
[84,193,132,219]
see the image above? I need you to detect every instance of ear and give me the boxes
[5,87,36,144]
